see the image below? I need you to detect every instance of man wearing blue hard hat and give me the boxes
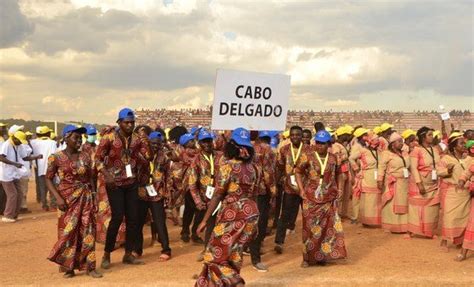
[95,107,152,268]
[135,131,172,261]
[247,130,277,272]
[187,129,223,251]
[274,125,307,254]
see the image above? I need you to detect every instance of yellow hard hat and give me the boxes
[433,130,441,139]
[336,125,352,136]
[354,127,370,138]
[0,122,6,127]
[13,131,28,144]
[448,132,463,143]
[325,127,335,136]
[36,126,52,134]
[401,129,416,139]
[373,126,382,135]
[282,130,290,138]
[380,123,394,132]
[25,131,33,136]
[50,132,57,140]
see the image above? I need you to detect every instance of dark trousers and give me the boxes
[105,184,139,253]
[275,193,301,245]
[0,183,6,215]
[272,183,284,228]
[204,215,217,247]
[250,193,271,264]
[136,199,171,255]
[181,192,205,237]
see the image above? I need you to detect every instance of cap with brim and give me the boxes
[190,126,202,135]
[198,129,214,141]
[402,129,416,139]
[0,123,6,127]
[36,126,52,134]
[86,125,97,135]
[314,130,331,143]
[448,132,464,144]
[258,130,272,138]
[62,124,87,137]
[117,108,135,122]
[179,133,194,146]
[149,131,163,140]
[354,128,370,138]
[336,126,352,136]
[380,123,394,132]
[231,128,253,148]
[282,130,290,138]
[8,125,24,136]
[13,131,28,144]
[25,131,33,136]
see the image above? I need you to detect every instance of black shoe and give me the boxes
[181,234,190,243]
[191,235,204,245]
[274,244,283,254]
[122,254,144,265]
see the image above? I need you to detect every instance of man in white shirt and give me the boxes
[30,126,57,211]
[0,131,41,222]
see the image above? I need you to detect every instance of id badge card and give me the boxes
[374,170,378,180]
[290,175,297,186]
[431,170,437,180]
[206,186,215,199]
[125,164,133,178]
[403,168,409,178]
[145,185,158,197]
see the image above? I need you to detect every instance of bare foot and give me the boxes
[403,234,411,240]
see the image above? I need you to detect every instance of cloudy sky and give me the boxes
[0,0,472,124]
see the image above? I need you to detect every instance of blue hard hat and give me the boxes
[149,131,163,140]
[231,128,253,148]
[314,130,331,143]
[258,130,272,138]
[117,108,135,122]
[62,124,86,137]
[198,129,214,141]
[86,125,97,135]
[179,133,194,146]
[190,126,202,135]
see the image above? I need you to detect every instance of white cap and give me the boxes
[8,125,24,136]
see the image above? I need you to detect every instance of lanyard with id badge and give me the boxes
[397,153,410,178]
[120,133,134,178]
[369,148,379,180]
[203,153,216,199]
[314,152,328,199]
[145,155,158,197]
[290,143,303,186]
[422,146,437,180]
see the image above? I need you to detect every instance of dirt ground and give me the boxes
[0,181,473,286]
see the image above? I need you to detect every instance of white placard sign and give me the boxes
[211,69,291,131]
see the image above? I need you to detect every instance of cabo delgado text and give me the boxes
[219,85,283,117]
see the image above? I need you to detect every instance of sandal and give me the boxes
[158,253,171,262]
[300,261,309,268]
